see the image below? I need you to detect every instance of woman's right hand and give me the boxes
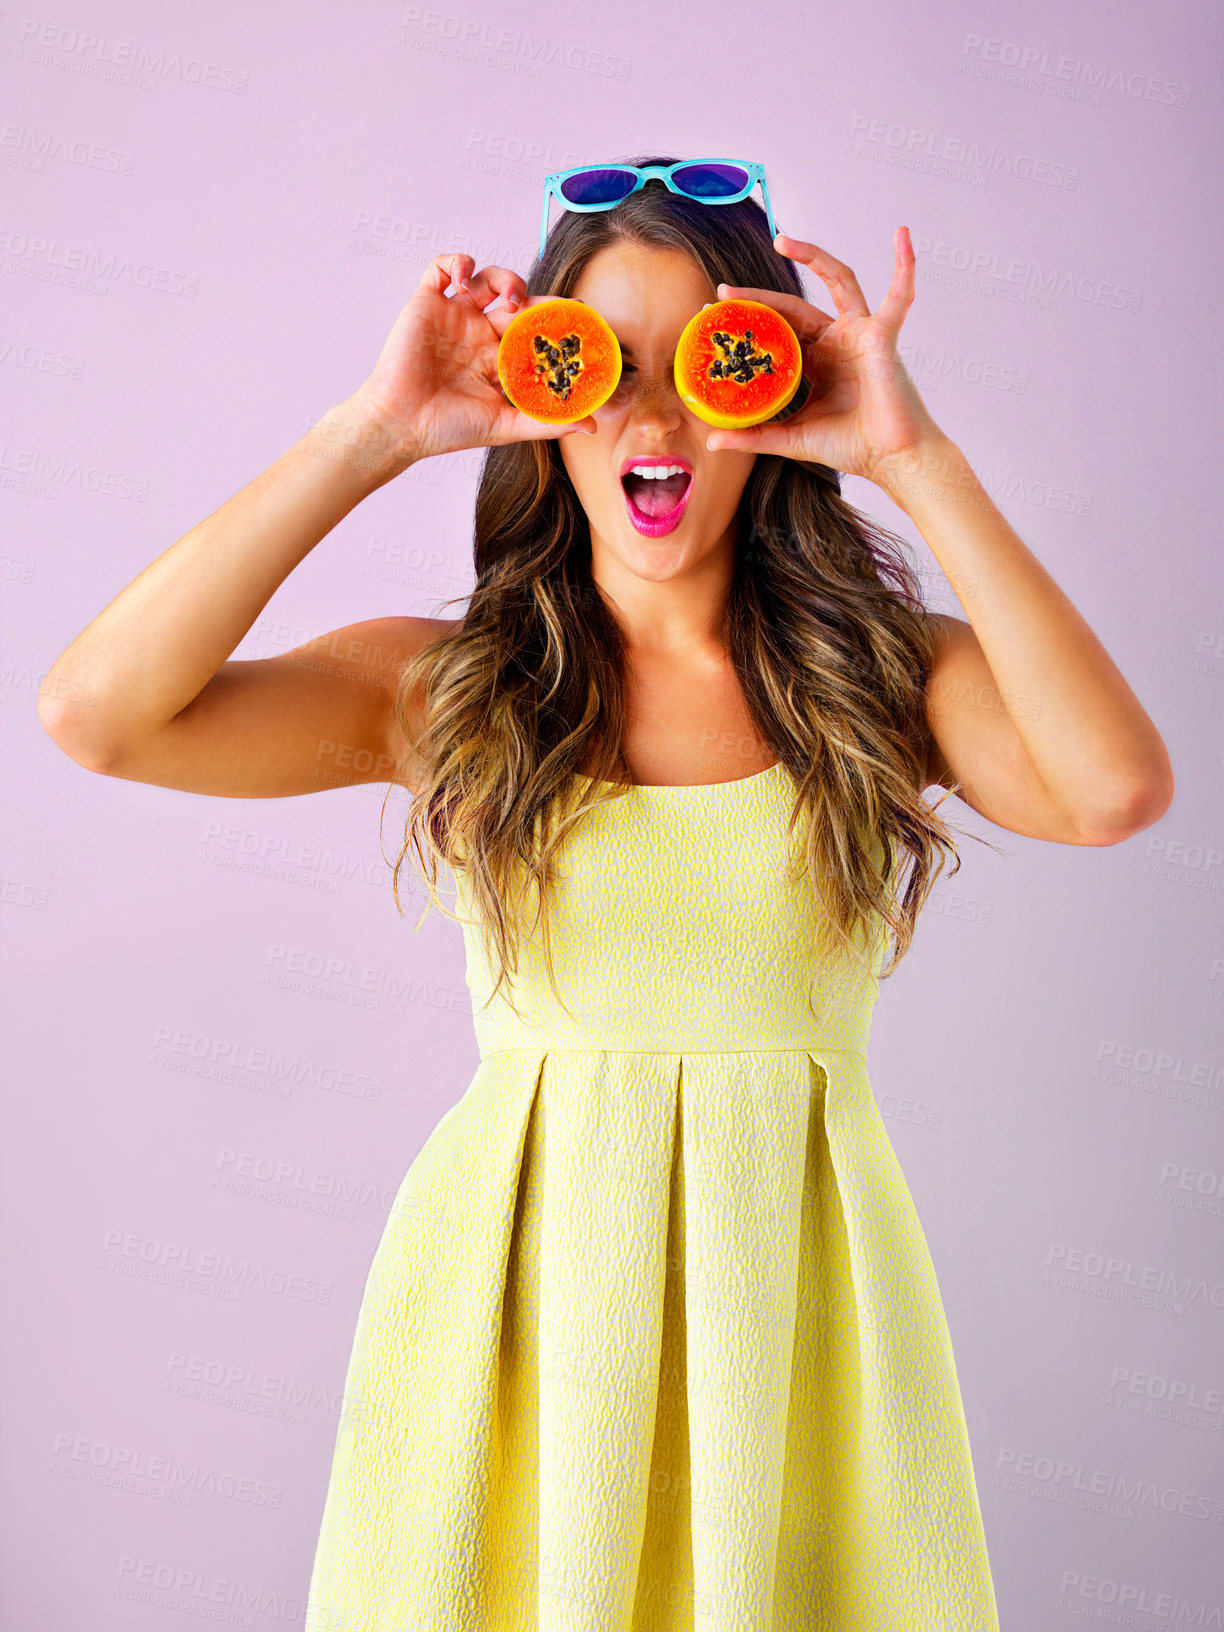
[348,252,597,466]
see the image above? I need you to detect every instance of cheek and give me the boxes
[702,455,756,512]
[558,436,592,483]
[559,440,613,512]
[594,385,633,422]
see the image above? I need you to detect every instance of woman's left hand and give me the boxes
[706,228,945,485]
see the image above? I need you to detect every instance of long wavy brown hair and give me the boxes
[381,152,987,1014]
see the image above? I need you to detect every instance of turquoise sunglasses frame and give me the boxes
[539,159,779,259]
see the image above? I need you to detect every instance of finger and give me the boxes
[458,263,527,312]
[493,407,598,444]
[702,417,813,459]
[769,233,871,319]
[872,225,916,339]
[483,291,570,340]
[709,284,836,343]
[417,252,475,296]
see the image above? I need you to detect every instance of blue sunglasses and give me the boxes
[539,159,779,259]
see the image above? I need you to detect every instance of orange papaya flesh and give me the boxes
[496,297,622,424]
[674,298,803,429]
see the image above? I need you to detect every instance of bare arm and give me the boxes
[707,231,1174,848]
[891,441,1176,846]
[38,251,581,800]
[47,608,458,799]
[37,398,443,794]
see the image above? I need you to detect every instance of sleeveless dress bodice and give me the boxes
[462,763,884,1060]
[305,763,1000,1632]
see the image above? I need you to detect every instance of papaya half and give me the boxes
[496,297,622,425]
[673,298,803,429]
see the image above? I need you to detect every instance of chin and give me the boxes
[603,517,717,578]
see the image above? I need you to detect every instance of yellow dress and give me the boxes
[304,763,1000,1631]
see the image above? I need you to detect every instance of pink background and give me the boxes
[4,1,1222,1626]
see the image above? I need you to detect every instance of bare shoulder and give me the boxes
[365,613,465,788]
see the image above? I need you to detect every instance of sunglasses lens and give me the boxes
[559,168,638,206]
[671,163,751,199]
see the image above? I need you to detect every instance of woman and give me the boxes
[41,156,1173,1630]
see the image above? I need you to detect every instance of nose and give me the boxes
[629,372,684,435]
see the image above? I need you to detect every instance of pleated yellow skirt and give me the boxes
[304,766,1000,1630]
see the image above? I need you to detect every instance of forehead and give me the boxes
[569,241,714,354]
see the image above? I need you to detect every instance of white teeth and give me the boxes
[627,464,687,479]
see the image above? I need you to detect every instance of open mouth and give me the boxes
[620,462,694,535]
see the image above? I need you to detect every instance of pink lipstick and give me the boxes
[620,454,694,538]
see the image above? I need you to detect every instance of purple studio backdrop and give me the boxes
[3,1,1222,1628]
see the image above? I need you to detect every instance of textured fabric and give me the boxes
[304,763,1000,1630]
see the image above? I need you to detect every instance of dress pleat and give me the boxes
[536,1052,678,1630]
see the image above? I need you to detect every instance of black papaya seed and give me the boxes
[706,325,775,386]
